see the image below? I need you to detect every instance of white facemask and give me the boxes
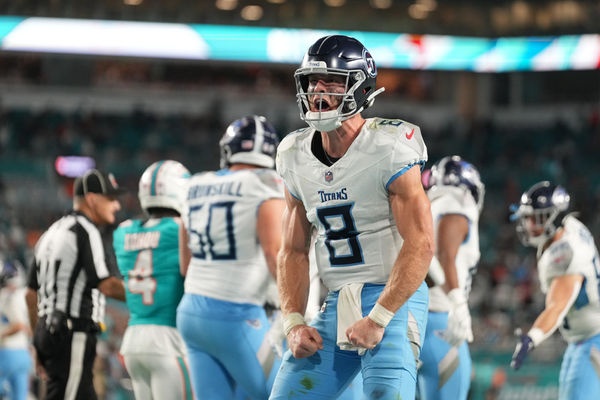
[304,110,342,132]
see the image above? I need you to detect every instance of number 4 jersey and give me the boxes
[113,217,185,327]
[537,215,600,343]
[276,117,427,291]
[183,168,284,305]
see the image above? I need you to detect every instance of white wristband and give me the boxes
[283,312,306,336]
[447,288,467,306]
[368,302,395,328]
[527,327,546,347]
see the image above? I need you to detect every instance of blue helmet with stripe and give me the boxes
[427,155,485,211]
[0,261,20,288]
[219,115,279,169]
[510,181,570,248]
[138,160,191,215]
[294,35,385,132]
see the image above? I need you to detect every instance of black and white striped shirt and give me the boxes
[27,211,116,323]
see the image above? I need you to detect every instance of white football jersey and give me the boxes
[426,187,481,312]
[183,168,284,305]
[537,216,600,343]
[0,287,29,349]
[276,117,427,291]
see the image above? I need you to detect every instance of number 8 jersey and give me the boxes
[183,168,284,305]
[276,118,427,291]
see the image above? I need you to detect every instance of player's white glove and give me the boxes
[442,288,473,347]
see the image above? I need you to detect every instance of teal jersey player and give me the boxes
[115,160,193,400]
[114,217,184,327]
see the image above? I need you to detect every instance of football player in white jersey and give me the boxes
[0,262,31,400]
[510,181,600,399]
[271,35,434,400]
[177,115,285,400]
[417,156,484,400]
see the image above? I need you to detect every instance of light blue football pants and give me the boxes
[270,282,428,400]
[0,348,32,400]
[177,294,281,400]
[417,311,471,400]
[559,332,600,399]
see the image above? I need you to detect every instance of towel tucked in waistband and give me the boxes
[336,283,366,355]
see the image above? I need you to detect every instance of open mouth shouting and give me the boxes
[311,96,337,112]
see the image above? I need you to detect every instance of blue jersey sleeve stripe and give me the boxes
[150,160,166,196]
[285,183,301,200]
[437,213,472,243]
[385,161,426,190]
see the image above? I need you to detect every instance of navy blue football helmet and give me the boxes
[427,155,485,211]
[219,115,279,169]
[295,35,385,131]
[510,181,570,248]
[0,261,19,288]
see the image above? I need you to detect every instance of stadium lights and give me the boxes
[324,0,346,7]
[409,3,429,19]
[370,0,393,10]
[417,0,437,12]
[1,16,599,72]
[215,0,237,11]
[241,5,264,21]
[55,156,96,178]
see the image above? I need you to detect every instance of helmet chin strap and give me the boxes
[364,87,385,109]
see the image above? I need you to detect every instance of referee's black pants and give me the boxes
[33,318,98,400]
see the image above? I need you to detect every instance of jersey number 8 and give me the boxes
[317,203,364,267]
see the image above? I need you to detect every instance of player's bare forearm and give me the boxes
[177,218,191,276]
[378,233,433,312]
[1,322,30,338]
[531,274,583,338]
[531,306,565,335]
[437,214,469,292]
[257,198,286,278]
[278,189,312,315]
[378,166,434,312]
[277,248,311,314]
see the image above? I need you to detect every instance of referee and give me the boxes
[25,169,126,400]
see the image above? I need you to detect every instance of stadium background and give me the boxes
[1,1,599,399]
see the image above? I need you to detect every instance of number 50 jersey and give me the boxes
[183,169,284,305]
[276,118,428,291]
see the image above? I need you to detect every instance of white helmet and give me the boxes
[138,160,191,215]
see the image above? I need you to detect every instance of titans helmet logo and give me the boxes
[363,49,377,78]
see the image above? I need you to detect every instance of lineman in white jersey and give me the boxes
[271,35,433,400]
[510,181,600,399]
[177,115,285,400]
[417,156,485,400]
